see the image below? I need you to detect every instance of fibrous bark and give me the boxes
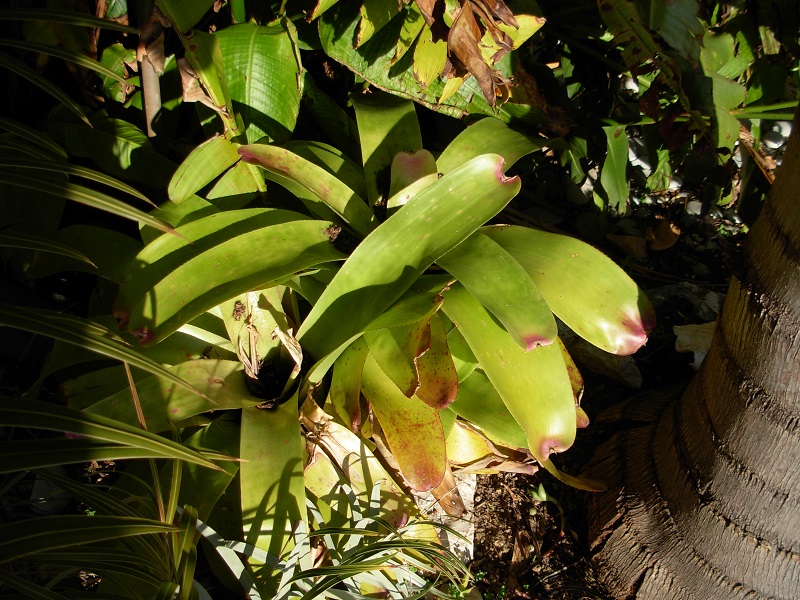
[586,109,800,598]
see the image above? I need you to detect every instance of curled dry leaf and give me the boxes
[415,0,518,106]
[645,217,681,250]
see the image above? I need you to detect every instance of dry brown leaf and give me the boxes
[645,217,681,250]
[607,233,648,260]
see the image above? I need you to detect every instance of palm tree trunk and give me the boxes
[586,109,800,598]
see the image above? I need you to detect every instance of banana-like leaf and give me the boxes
[296,154,520,363]
[217,20,302,144]
[0,397,222,470]
[156,0,215,33]
[350,90,423,206]
[448,369,528,450]
[0,230,95,265]
[116,210,346,344]
[0,515,175,564]
[329,337,370,430]
[0,38,128,84]
[414,313,459,409]
[181,30,232,117]
[360,353,446,492]
[0,170,173,233]
[0,304,202,395]
[85,360,261,432]
[240,396,306,583]
[0,51,89,125]
[168,135,241,203]
[436,117,552,175]
[482,225,655,355]
[238,145,377,237]
[442,284,576,463]
[438,232,557,350]
[363,319,431,398]
[599,123,629,212]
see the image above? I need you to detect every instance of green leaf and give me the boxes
[116,209,346,345]
[448,369,528,450]
[0,515,175,564]
[0,38,129,83]
[282,140,368,200]
[363,319,431,397]
[0,304,205,394]
[329,337,370,430]
[436,117,551,175]
[85,360,261,432]
[181,30,233,117]
[414,313,459,410]
[442,284,576,463]
[238,145,377,236]
[168,135,241,203]
[599,124,629,213]
[648,0,703,60]
[48,114,177,187]
[156,0,215,33]
[0,51,90,125]
[412,26,448,88]
[351,89,423,206]
[0,569,70,600]
[361,352,446,491]
[99,42,136,102]
[0,230,95,265]
[438,232,557,350]
[296,154,520,363]
[357,0,404,46]
[0,8,136,32]
[482,225,655,355]
[0,399,221,472]
[240,396,306,586]
[217,20,303,144]
[0,116,66,157]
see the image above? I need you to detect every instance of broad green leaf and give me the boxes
[240,396,306,589]
[300,71,361,161]
[388,149,437,200]
[361,353,446,491]
[99,42,136,102]
[0,515,175,564]
[179,420,240,521]
[329,337,370,430]
[48,114,176,187]
[0,304,203,394]
[85,360,261,431]
[414,313,459,409]
[0,230,95,265]
[117,210,346,345]
[156,0,215,33]
[0,397,221,470]
[482,225,655,355]
[296,154,520,363]
[392,2,426,64]
[448,369,527,450]
[0,38,128,84]
[437,117,550,175]
[0,51,89,125]
[350,90,423,206]
[599,124,629,213]
[217,20,303,144]
[442,284,576,463]
[206,159,265,200]
[438,232,557,350]
[238,144,377,236]
[364,318,431,397]
[0,8,136,32]
[447,326,478,382]
[169,135,241,203]
[181,31,233,123]
[283,140,368,200]
[648,0,703,60]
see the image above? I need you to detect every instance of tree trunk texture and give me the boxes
[586,110,800,599]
